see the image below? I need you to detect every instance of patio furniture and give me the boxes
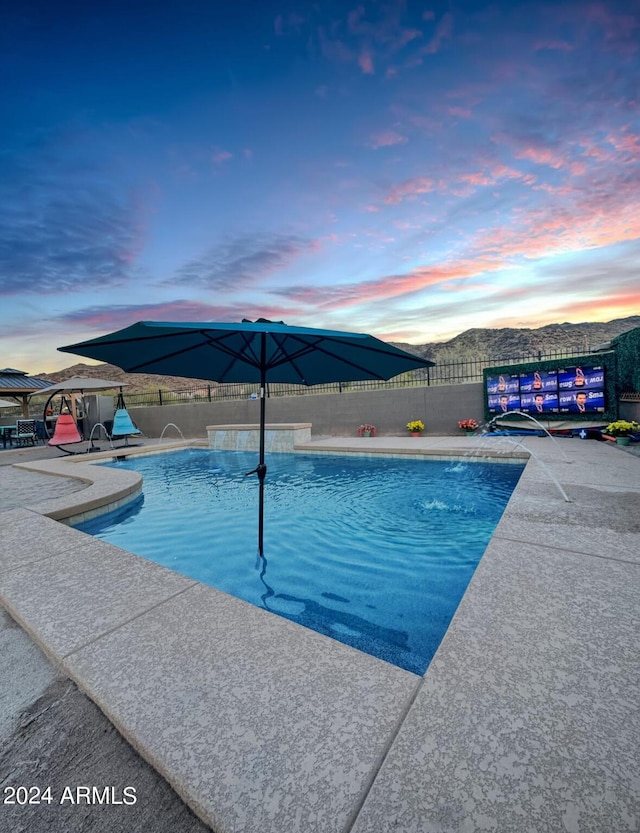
[110,389,142,447]
[35,420,47,442]
[48,413,83,452]
[0,424,16,448]
[15,419,37,447]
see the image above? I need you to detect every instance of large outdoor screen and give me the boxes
[486,365,606,415]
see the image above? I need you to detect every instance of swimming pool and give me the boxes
[78,449,523,674]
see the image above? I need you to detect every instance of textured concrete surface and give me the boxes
[1,434,639,833]
[0,534,197,659]
[63,584,419,833]
[351,438,640,833]
[0,608,212,833]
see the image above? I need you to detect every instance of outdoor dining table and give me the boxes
[0,425,16,448]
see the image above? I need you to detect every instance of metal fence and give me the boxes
[121,347,591,408]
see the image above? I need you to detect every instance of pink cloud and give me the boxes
[607,130,640,160]
[64,300,312,333]
[515,146,586,176]
[358,49,375,74]
[549,291,640,319]
[578,138,617,162]
[384,176,435,204]
[280,258,507,310]
[473,188,640,261]
[459,171,494,186]
[455,163,536,191]
[211,148,233,164]
[586,3,639,53]
[423,12,453,55]
[368,130,407,149]
[447,106,472,119]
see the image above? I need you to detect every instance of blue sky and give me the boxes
[1,0,639,373]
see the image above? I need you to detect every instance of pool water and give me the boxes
[78,449,523,674]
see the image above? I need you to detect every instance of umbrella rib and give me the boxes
[268,334,415,381]
[121,330,261,376]
[266,333,310,383]
[201,331,261,380]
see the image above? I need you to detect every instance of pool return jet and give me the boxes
[59,319,435,556]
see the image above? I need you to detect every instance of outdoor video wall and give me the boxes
[486,365,606,415]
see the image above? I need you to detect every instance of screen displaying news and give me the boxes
[486,373,520,395]
[558,388,605,413]
[488,393,521,413]
[557,366,605,391]
[520,391,559,414]
[519,369,558,393]
[486,364,606,415]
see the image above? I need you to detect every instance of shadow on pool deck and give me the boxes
[1,434,639,833]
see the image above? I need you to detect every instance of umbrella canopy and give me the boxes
[59,319,435,554]
[36,377,126,395]
[0,397,19,408]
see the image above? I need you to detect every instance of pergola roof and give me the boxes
[0,368,52,395]
[0,369,53,416]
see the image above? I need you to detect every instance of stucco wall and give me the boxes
[128,382,485,439]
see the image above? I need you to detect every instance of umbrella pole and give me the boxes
[257,340,267,556]
[244,360,267,555]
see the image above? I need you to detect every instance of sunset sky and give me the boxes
[2,0,639,374]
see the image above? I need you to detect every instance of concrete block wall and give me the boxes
[128,382,485,439]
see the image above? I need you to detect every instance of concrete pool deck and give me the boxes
[0,435,639,832]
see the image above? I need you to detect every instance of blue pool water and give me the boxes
[78,449,523,674]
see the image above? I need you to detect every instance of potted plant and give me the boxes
[406,419,425,437]
[357,423,377,438]
[458,418,479,436]
[604,420,640,446]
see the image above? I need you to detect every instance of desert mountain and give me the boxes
[37,316,639,392]
[35,363,214,393]
[394,315,640,362]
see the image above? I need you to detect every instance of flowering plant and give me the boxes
[458,418,479,431]
[406,419,425,433]
[357,424,377,437]
[605,420,640,437]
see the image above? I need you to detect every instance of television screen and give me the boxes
[486,373,520,395]
[521,391,559,414]
[519,369,558,393]
[558,389,605,413]
[557,366,605,391]
[488,393,520,413]
[487,363,607,417]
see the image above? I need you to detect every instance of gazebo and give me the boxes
[0,368,53,417]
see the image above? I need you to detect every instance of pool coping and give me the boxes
[1,435,639,831]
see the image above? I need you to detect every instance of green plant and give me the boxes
[605,420,640,437]
[406,419,425,433]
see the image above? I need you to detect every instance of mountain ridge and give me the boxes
[35,315,639,392]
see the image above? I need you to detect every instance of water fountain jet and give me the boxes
[158,423,186,443]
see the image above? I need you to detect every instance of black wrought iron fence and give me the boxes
[121,347,590,408]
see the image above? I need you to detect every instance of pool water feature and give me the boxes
[78,449,524,674]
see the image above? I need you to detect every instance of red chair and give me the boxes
[48,413,82,448]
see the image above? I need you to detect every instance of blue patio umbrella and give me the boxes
[59,319,435,555]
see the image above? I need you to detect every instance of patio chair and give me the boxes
[35,420,48,442]
[110,389,142,447]
[15,419,37,447]
[48,413,83,453]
